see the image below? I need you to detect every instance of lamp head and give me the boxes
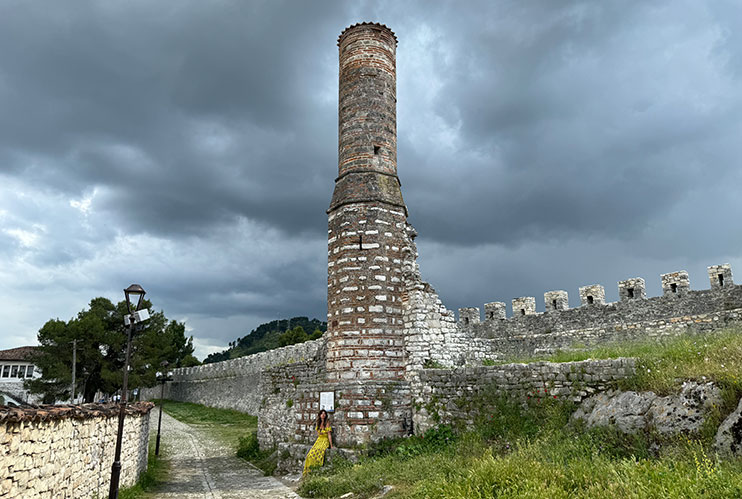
[124,284,146,314]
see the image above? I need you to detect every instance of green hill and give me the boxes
[203,316,326,364]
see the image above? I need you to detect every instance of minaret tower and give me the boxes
[327,23,409,381]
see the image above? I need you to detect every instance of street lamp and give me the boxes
[109,284,150,499]
[155,362,174,457]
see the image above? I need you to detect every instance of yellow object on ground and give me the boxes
[303,425,332,476]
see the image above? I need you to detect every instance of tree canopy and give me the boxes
[204,316,326,364]
[26,297,199,403]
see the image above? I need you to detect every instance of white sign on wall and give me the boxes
[320,391,335,412]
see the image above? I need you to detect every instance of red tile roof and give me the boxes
[0,346,39,361]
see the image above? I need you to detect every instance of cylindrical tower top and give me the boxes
[329,22,405,214]
[337,22,398,179]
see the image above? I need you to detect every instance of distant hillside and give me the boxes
[203,316,326,364]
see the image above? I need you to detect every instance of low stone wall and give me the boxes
[0,402,153,498]
[413,358,635,432]
[140,339,325,415]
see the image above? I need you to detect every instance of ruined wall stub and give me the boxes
[327,23,409,381]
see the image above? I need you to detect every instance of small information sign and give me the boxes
[320,391,335,412]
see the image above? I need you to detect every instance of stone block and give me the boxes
[484,302,506,321]
[458,307,480,325]
[544,290,568,312]
[708,264,733,290]
[661,271,690,296]
[618,277,646,301]
[512,297,536,316]
[579,285,605,306]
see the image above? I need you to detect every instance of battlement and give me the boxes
[459,264,736,323]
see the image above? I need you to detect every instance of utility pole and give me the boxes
[71,339,77,404]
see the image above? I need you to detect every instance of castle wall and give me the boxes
[413,359,635,433]
[139,339,324,413]
[459,278,742,358]
[0,403,152,498]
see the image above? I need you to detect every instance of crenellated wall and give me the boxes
[458,266,742,357]
[0,403,152,498]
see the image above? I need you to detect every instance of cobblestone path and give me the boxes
[153,411,299,498]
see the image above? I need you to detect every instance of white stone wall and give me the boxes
[0,404,152,498]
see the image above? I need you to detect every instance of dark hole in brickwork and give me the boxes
[587,296,594,304]
[719,274,724,287]
[627,288,634,298]
[520,309,526,316]
[359,234,363,250]
[671,283,677,293]
[488,312,494,319]
[552,299,558,309]
[464,317,469,325]
[373,145,380,155]
[332,320,338,327]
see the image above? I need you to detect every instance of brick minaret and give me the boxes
[327,23,409,381]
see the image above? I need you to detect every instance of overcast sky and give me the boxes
[2,0,740,360]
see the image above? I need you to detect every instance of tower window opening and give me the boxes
[359,234,363,249]
[627,288,635,298]
[587,296,594,304]
[718,274,724,287]
[520,309,526,316]
[488,312,494,319]
[552,299,558,310]
[373,145,380,155]
[464,317,469,325]
[671,283,677,293]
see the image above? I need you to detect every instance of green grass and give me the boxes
[118,434,169,498]
[299,328,742,498]
[498,328,742,396]
[161,400,277,473]
[299,397,742,498]
[161,400,257,452]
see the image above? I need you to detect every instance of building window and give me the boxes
[718,274,724,287]
[464,317,469,325]
[670,283,678,293]
[26,365,34,378]
[373,145,381,155]
[2,365,8,378]
[552,299,558,309]
[587,296,594,304]
[10,365,18,377]
[520,309,526,315]
[16,366,25,378]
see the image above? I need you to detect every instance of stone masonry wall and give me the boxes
[258,358,412,448]
[0,403,152,498]
[459,275,742,359]
[140,338,324,413]
[414,359,635,433]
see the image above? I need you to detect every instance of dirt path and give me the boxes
[152,411,299,498]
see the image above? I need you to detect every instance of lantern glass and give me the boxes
[124,284,146,313]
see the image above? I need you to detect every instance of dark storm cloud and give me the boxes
[1,0,740,358]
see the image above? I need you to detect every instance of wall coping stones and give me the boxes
[0,402,154,423]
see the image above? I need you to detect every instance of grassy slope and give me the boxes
[162,400,257,452]
[299,328,742,498]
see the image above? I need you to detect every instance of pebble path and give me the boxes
[152,411,299,498]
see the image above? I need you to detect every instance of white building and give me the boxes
[0,346,41,405]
